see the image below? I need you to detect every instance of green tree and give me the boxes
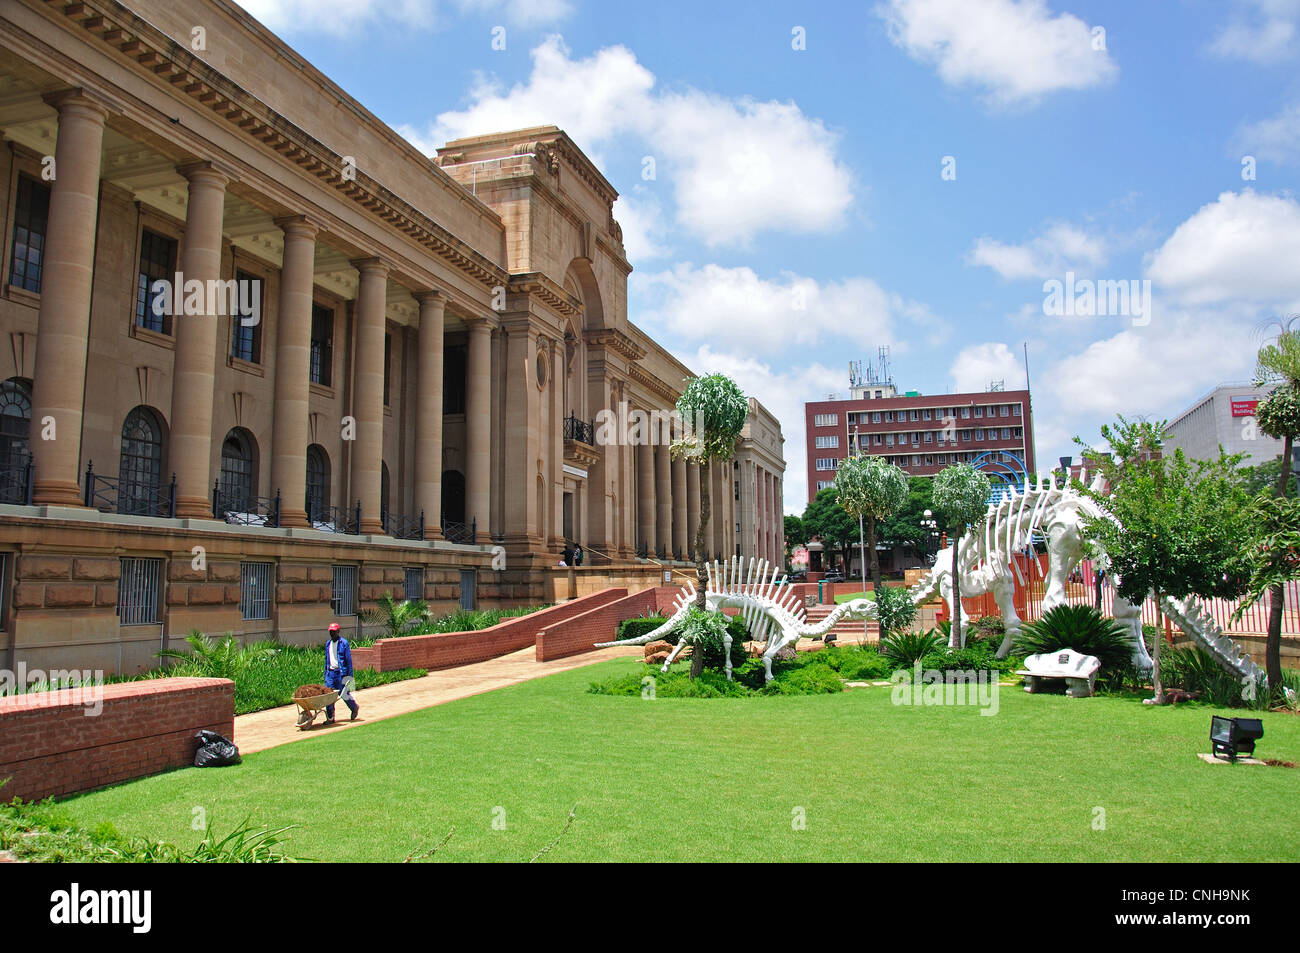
[1236,454,1298,498]
[1076,416,1250,704]
[1251,325,1300,695]
[802,487,859,575]
[833,455,909,594]
[672,373,748,677]
[783,514,807,567]
[879,476,935,555]
[932,464,992,648]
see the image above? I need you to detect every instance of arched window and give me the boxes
[306,444,330,522]
[0,378,32,504]
[219,428,256,511]
[119,407,164,515]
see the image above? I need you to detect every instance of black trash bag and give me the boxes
[193,729,242,767]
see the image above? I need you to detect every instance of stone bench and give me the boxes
[1017,649,1101,698]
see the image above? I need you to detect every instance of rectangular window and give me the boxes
[404,567,423,602]
[816,480,833,491]
[814,435,839,449]
[924,431,933,443]
[444,343,467,414]
[911,433,920,444]
[383,332,392,406]
[815,458,838,471]
[925,456,933,466]
[229,270,263,363]
[961,430,971,441]
[331,565,357,616]
[871,412,881,423]
[974,406,984,418]
[911,455,921,466]
[1002,428,1011,439]
[813,413,839,427]
[975,429,985,441]
[922,409,932,420]
[874,434,883,445]
[239,561,273,620]
[117,557,161,625]
[136,230,177,334]
[961,407,970,418]
[1000,405,1010,417]
[9,174,50,293]
[909,410,919,421]
[1012,403,1022,416]
[1014,427,1022,438]
[885,434,894,446]
[938,454,947,464]
[310,303,334,386]
[884,411,894,422]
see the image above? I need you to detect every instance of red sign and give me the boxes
[1230,396,1259,417]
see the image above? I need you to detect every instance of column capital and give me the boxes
[413,288,446,306]
[462,314,497,332]
[42,86,119,120]
[350,256,391,278]
[274,213,323,238]
[178,159,234,189]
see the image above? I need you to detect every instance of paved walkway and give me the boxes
[234,644,643,755]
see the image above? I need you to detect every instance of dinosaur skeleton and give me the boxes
[594,557,877,682]
[598,470,1266,688]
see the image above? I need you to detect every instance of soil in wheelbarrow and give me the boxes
[294,684,331,700]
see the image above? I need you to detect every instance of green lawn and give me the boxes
[833,589,877,603]
[55,658,1300,862]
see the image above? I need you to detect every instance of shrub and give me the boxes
[874,584,917,640]
[813,644,893,680]
[969,615,1006,644]
[918,644,1015,676]
[1014,605,1134,678]
[880,629,945,666]
[761,664,844,695]
[156,631,277,680]
[616,616,670,642]
[619,612,747,668]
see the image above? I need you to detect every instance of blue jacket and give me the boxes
[324,636,353,681]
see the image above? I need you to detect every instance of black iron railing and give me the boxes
[656,542,666,560]
[0,449,33,505]
[635,541,648,559]
[441,517,476,545]
[307,498,360,534]
[563,413,596,445]
[384,509,425,541]
[213,483,281,527]
[84,461,176,517]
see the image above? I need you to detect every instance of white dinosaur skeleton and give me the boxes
[598,470,1266,689]
[594,556,877,682]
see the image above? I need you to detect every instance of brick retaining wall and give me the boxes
[0,677,234,801]
[352,588,629,672]
[535,589,658,661]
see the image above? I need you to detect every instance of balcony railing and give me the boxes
[0,449,33,505]
[384,509,425,541]
[213,483,282,527]
[307,499,361,535]
[441,517,476,545]
[563,413,596,445]
[84,461,176,517]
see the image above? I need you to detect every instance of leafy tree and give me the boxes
[879,476,935,555]
[1250,326,1300,695]
[932,464,992,648]
[1236,454,1297,498]
[801,487,859,575]
[672,372,748,677]
[874,583,918,641]
[1076,416,1250,704]
[783,514,807,567]
[833,454,908,594]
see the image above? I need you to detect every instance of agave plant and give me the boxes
[1013,605,1132,675]
[156,630,277,680]
[360,592,432,639]
[880,629,945,666]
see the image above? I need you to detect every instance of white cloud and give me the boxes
[1209,0,1300,63]
[1145,189,1300,309]
[612,190,671,262]
[633,263,945,358]
[877,0,1117,107]
[968,222,1108,280]
[948,342,1024,393]
[240,0,571,34]
[415,35,854,247]
[460,0,575,27]
[1236,101,1300,164]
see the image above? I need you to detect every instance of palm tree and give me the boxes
[360,592,432,639]
[932,464,992,648]
[156,630,276,679]
[833,454,908,596]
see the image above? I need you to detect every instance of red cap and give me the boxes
[328,623,341,632]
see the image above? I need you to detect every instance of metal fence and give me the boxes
[117,557,162,625]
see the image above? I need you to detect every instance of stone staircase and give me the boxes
[804,604,878,644]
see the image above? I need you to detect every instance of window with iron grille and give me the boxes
[9,174,50,293]
[403,567,423,602]
[136,230,177,334]
[310,303,334,386]
[331,565,357,616]
[118,557,161,625]
[239,562,273,620]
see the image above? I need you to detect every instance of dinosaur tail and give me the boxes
[594,583,695,648]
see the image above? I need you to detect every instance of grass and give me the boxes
[49,657,1300,862]
[833,589,878,603]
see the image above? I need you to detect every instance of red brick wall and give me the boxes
[353,588,630,672]
[535,589,658,661]
[0,677,234,802]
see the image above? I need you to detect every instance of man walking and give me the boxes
[324,622,359,724]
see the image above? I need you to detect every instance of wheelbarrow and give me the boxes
[292,690,339,729]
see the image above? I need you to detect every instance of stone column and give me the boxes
[551,340,565,547]
[687,462,701,560]
[413,290,445,538]
[269,217,317,528]
[710,461,724,558]
[350,258,388,535]
[465,317,492,531]
[655,423,671,557]
[672,453,687,560]
[636,433,655,553]
[30,90,110,507]
[169,162,229,518]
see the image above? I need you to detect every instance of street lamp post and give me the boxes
[921,508,940,564]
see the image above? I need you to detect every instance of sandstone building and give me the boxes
[0,0,783,672]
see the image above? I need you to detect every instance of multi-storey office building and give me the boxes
[1165,382,1293,468]
[804,388,1035,502]
[0,0,774,671]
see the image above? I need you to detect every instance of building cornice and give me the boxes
[583,328,645,362]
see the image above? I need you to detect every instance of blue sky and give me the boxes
[242,0,1300,512]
